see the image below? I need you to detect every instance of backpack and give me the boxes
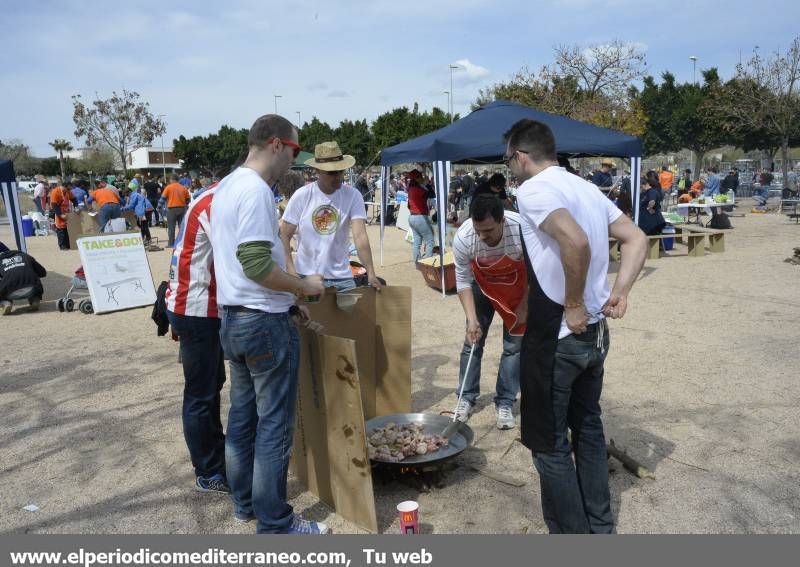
[709,212,732,230]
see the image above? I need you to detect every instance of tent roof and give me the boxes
[380,100,642,166]
[290,150,314,169]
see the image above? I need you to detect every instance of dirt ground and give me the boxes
[1,200,799,534]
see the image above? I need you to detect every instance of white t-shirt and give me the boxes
[209,167,294,313]
[452,211,524,292]
[516,166,622,338]
[282,182,366,280]
[33,183,46,199]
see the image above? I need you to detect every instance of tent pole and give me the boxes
[380,166,389,267]
[632,157,642,227]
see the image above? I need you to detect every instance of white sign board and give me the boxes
[77,233,157,314]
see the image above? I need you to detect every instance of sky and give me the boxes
[2,0,799,157]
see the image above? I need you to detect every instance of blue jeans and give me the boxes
[533,320,614,534]
[299,275,356,292]
[408,214,434,262]
[98,203,121,231]
[753,186,769,206]
[219,308,300,534]
[457,283,521,408]
[167,312,226,479]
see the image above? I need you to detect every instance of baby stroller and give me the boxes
[57,266,94,314]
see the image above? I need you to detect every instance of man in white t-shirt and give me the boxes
[32,179,47,214]
[210,114,328,535]
[280,141,381,291]
[504,118,647,534]
[452,194,526,430]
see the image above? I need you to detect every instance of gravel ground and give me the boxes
[1,200,798,534]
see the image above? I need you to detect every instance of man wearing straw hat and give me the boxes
[280,141,382,291]
[591,159,615,190]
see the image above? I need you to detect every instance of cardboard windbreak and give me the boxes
[291,286,412,533]
[66,210,138,249]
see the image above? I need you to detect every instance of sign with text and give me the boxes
[77,233,157,314]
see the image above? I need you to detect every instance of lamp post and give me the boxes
[296,111,301,128]
[449,64,460,123]
[274,94,282,114]
[157,114,167,182]
[443,91,450,119]
[689,56,698,84]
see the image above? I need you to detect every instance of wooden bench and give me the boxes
[674,224,725,254]
[610,234,685,260]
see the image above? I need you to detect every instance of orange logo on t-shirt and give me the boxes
[311,204,339,235]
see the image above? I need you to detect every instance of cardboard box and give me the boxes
[291,286,412,533]
[66,210,138,249]
[416,252,457,292]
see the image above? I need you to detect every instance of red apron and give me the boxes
[471,254,528,335]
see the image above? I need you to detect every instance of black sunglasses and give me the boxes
[502,149,528,166]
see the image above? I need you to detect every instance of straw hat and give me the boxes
[305,141,356,171]
[601,158,615,167]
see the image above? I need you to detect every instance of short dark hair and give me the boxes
[469,193,504,223]
[503,119,556,162]
[170,174,179,182]
[661,166,668,171]
[645,170,660,188]
[248,114,296,148]
[488,172,506,188]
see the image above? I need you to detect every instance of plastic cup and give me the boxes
[397,501,419,534]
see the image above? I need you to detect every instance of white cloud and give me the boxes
[328,90,350,98]
[307,81,328,92]
[452,59,490,83]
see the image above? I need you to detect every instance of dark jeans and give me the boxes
[533,320,614,534]
[167,312,226,479]
[56,227,70,250]
[167,206,187,247]
[457,283,521,408]
[138,215,152,242]
[219,308,300,534]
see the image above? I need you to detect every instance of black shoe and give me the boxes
[195,474,231,494]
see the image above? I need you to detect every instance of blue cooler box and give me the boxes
[21,217,35,237]
[662,225,676,250]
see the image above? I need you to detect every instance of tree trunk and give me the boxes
[58,150,65,181]
[781,137,790,189]
[692,150,705,180]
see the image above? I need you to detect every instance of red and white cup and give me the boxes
[397,501,419,534]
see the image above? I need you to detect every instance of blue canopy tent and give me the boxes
[1,159,26,253]
[378,100,643,294]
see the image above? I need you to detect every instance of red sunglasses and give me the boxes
[266,137,301,158]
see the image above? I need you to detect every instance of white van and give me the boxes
[16,180,38,194]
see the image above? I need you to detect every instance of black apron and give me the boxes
[519,230,564,453]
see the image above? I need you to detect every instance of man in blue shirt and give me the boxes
[179,173,192,188]
[591,159,614,189]
[703,166,721,197]
[69,179,88,209]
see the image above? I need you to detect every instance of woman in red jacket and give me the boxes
[406,169,434,262]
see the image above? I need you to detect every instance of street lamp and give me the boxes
[449,64,460,123]
[296,111,301,128]
[157,114,167,182]
[274,94,282,114]
[689,56,698,84]
[443,91,450,119]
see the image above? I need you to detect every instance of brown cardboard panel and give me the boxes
[319,335,377,533]
[292,331,334,507]
[375,286,412,415]
[66,210,138,249]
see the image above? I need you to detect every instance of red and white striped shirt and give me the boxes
[166,188,218,318]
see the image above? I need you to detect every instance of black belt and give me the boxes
[222,305,300,316]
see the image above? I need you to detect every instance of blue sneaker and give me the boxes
[195,474,231,494]
[287,516,330,534]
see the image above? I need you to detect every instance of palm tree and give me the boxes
[49,139,73,180]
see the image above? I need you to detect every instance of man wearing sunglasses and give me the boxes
[210,114,328,534]
[504,119,647,534]
[280,141,382,291]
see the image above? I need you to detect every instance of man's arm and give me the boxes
[350,218,381,289]
[279,220,298,276]
[237,241,322,297]
[603,215,647,319]
[539,208,591,333]
[457,287,482,344]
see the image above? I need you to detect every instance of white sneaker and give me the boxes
[454,399,474,423]
[496,406,516,430]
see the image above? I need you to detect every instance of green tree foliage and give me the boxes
[173,125,248,177]
[334,119,374,167]
[640,69,731,178]
[0,139,40,176]
[371,103,452,157]
[299,117,335,153]
[72,90,166,177]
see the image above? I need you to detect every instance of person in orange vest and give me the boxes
[658,166,674,192]
[89,180,123,231]
[159,174,191,247]
[452,194,527,430]
[50,182,73,250]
